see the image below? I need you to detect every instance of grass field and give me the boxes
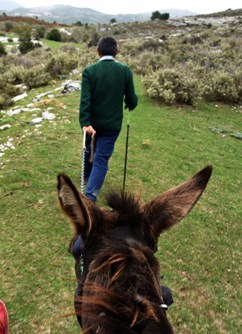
[0,77,241,333]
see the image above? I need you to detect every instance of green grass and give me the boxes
[41,39,66,49]
[42,39,85,50]
[0,77,241,333]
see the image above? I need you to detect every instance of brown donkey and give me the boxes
[57,166,212,333]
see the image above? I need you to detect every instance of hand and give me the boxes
[82,126,96,136]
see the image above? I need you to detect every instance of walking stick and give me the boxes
[123,112,131,193]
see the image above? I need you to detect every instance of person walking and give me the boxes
[79,36,138,202]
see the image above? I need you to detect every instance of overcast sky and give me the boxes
[16,0,242,15]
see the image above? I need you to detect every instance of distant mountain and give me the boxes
[197,8,242,18]
[6,5,196,24]
[0,0,23,10]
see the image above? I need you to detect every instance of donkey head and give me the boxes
[57,166,212,333]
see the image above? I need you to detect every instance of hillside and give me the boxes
[197,7,242,17]
[2,5,196,24]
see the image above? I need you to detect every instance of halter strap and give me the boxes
[160,303,168,311]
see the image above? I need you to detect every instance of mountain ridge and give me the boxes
[0,4,196,24]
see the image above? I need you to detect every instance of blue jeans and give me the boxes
[84,131,119,202]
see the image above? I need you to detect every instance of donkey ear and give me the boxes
[57,174,93,237]
[143,166,212,239]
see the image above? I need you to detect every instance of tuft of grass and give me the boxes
[0,76,241,333]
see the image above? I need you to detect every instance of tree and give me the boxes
[151,11,170,21]
[110,18,117,24]
[160,12,170,20]
[74,21,83,27]
[18,27,34,54]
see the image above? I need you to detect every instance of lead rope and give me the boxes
[81,131,95,193]
[123,111,131,193]
[81,130,86,193]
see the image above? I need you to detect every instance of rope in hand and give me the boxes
[81,130,86,193]
[123,111,131,193]
[81,130,95,193]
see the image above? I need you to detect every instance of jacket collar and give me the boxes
[99,55,114,61]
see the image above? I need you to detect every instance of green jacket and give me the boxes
[79,58,138,132]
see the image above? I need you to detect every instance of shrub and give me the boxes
[0,42,7,57]
[59,44,78,54]
[24,65,51,89]
[87,32,100,47]
[18,27,35,54]
[19,38,34,54]
[0,93,12,109]
[69,27,83,43]
[46,28,62,42]
[143,68,199,105]
[139,39,162,52]
[34,25,46,40]
[5,21,13,32]
[0,81,21,109]
[127,51,166,75]
[45,53,78,78]
[121,40,142,57]
[3,65,25,84]
[202,72,239,103]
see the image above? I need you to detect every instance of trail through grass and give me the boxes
[0,77,241,333]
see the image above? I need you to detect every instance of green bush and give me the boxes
[0,80,21,97]
[46,28,62,42]
[144,68,199,105]
[18,27,35,54]
[0,79,21,109]
[23,65,51,89]
[26,47,52,64]
[87,32,100,47]
[69,27,83,43]
[0,93,12,109]
[0,42,7,56]
[45,53,78,78]
[34,25,46,39]
[202,71,239,103]
[3,65,25,84]
[127,51,167,75]
[5,21,13,32]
